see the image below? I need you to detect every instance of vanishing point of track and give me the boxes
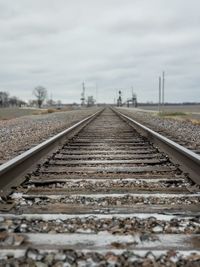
[0,107,200,266]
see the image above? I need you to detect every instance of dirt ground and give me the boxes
[138,104,200,113]
[0,107,76,120]
[136,104,200,121]
[0,108,46,120]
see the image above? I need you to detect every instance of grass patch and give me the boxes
[32,108,63,115]
[32,110,48,115]
[157,111,200,125]
[0,117,10,120]
[158,111,187,117]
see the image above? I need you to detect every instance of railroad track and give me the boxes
[117,108,200,155]
[0,107,200,266]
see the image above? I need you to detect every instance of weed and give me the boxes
[189,119,200,125]
[47,109,56,113]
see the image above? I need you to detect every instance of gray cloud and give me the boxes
[0,0,199,103]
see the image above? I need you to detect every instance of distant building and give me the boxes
[127,93,137,107]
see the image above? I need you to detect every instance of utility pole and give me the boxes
[162,71,165,111]
[95,83,98,105]
[131,87,133,106]
[81,82,85,106]
[158,76,161,112]
[115,89,118,106]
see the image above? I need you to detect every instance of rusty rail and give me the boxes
[114,108,200,185]
[0,109,103,195]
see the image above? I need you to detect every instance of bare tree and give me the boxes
[28,99,38,107]
[0,91,9,107]
[0,91,26,108]
[33,86,47,108]
[9,96,18,107]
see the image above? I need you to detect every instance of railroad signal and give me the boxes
[117,90,122,107]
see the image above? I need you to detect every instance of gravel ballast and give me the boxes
[1,107,199,165]
[0,108,98,164]
[118,108,200,152]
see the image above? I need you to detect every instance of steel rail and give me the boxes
[0,109,103,195]
[114,108,200,185]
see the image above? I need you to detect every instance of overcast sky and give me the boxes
[0,0,200,103]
